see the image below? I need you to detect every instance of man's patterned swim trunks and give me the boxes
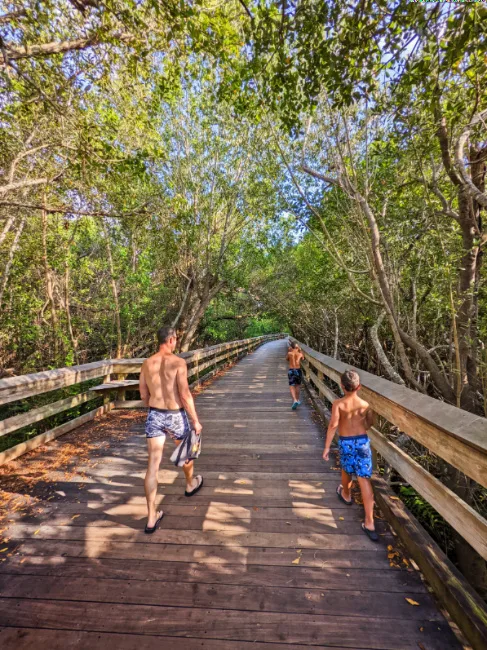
[145,407,191,441]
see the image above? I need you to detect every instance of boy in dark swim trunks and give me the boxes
[286,340,304,410]
[322,369,378,541]
[139,326,204,534]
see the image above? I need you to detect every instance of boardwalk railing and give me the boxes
[0,334,281,466]
[291,338,487,650]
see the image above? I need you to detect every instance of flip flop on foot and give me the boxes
[362,523,379,542]
[336,485,353,506]
[145,511,164,535]
[185,475,204,497]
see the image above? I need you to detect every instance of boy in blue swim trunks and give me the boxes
[322,369,378,541]
[286,341,304,410]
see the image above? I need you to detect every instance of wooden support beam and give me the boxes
[0,403,114,466]
[0,390,97,438]
[369,427,487,560]
[0,361,112,406]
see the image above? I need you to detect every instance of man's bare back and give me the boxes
[140,351,185,410]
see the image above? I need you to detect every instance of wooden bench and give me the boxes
[91,379,140,403]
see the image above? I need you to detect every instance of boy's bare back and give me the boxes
[333,393,374,437]
[287,348,304,369]
[141,352,186,410]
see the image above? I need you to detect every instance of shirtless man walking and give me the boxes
[139,326,204,534]
[286,340,304,410]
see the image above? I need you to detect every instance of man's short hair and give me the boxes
[341,369,360,392]
[289,340,297,349]
[157,326,176,345]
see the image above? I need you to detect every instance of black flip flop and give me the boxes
[362,523,379,542]
[336,485,353,506]
[185,475,204,497]
[144,511,164,535]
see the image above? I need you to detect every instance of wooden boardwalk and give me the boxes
[0,340,461,649]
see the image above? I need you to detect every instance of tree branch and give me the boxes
[2,31,134,62]
[454,109,487,209]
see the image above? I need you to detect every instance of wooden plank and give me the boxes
[0,628,371,650]
[0,403,114,466]
[293,339,487,488]
[6,523,390,551]
[0,574,441,619]
[11,512,374,535]
[373,477,487,650]
[0,556,422,592]
[369,427,487,560]
[0,360,112,406]
[0,598,460,649]
[114,400,145,408]
[91,380,139,392]
[4,540,392,569]
[0,390,98,437]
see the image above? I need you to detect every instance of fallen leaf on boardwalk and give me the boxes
[33,530,40,535]
[339,517,344,521]
[417,643,426,650]
[253,507,259,511]
[285,522,291,525]
[405,598,420,606]
[296,549,302,554]
[419,627,424,632]
[390,496,400,501]
[292,557,300,565]
[0,548,7,553]
[71,514,80,520]
[387,545,394,551]
[20,558,25,563]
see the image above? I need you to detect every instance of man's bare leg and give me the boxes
[290,386,297,402]
[341,470,353,502]
[145,437,164,528]
[174,440,199,492]
[357,477,375,530]
[296,384,301,402]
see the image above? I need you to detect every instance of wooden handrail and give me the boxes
[0,333,282,465]
[291,338,487,562]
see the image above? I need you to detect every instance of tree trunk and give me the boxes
[0,214,16,248]
[0,216,26,306]
[64,256,79,364]
[42,205,59,361]
[370,313,405,385]
[102,221,123,358]
[179,280,225,352]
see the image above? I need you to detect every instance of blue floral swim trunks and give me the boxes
[338,434,373,478]
[288,368,302,386]
[145,407,191,441]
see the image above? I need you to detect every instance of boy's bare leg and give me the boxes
[357,476,375,530]
[145,437,164,528]
[296,385,301,402]
[289,386,296,402]
[341,470,353,502]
